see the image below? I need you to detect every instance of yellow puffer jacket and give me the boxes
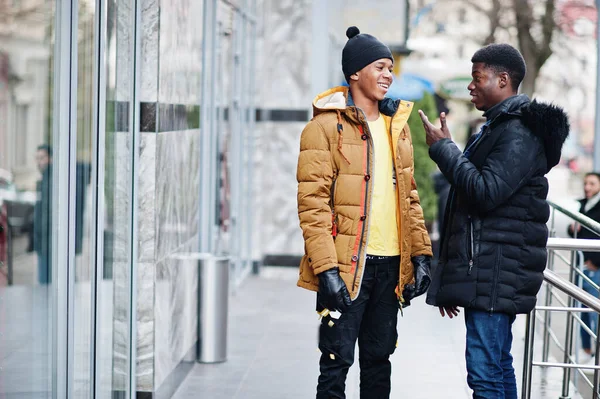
[296,86,432,302]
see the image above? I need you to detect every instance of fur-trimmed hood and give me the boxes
[521,99,570,172]
[491,94,570,172]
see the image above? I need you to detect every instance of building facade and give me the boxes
[0,0,257,397]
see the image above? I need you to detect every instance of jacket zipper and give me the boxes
[330,176,337,238]
[352,111,372,291]
[439,189,455,263]
[387,110,405,309]
[467,216,474,275]
[489,248,501,312]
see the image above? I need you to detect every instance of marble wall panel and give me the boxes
[154,254,199,388]
[255,122,305,256]
[257,0,313,108]
[110,131,132,263]
[111,261,131,392]
[138,133,157,262]
[215,1,233,104]
[140,0,160,102]
[136,261,156,391]
[158,0,203,105]
[155,130,201,263]
[113,0,133,102]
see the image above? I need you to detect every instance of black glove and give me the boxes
[317,268,352,313]
[402,255,432,306]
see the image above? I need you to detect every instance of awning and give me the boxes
[341,72,435,101]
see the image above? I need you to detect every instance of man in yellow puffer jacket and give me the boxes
[296,26,433,398]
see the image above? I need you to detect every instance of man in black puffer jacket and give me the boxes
[419,44,569,399]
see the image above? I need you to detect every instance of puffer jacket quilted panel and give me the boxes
[297,86,432,300]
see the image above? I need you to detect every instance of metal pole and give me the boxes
[560,251,578,399]
[208,0,218,253]
[593,318,600,399]
[543,255,553,363]
[404,0,410,45]
[53,0,75,395]
[6,223,12,285]
[248,0,258,274]
[127,0,142,394]
[522,310,536,399]
[543,208,557,362]
[594,0,600,171]
[199,0,214,253]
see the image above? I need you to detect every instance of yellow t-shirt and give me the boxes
[366,114,400,256]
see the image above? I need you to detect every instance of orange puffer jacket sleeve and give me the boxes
[405,131,433,257]
[296,118,337,275]
[409,162,433,258]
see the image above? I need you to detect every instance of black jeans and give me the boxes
[316,255,400,399]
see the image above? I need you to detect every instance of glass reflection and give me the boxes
[73,0,96,397]
[0,1,56,397]
[99,0,133,396]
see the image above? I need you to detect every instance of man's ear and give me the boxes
[498,72,509,89]
[350,72,359,81]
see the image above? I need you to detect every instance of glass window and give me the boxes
[0,1,56,397]
[73,0,97,397]
[97,0,134,396]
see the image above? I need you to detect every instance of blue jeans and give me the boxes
[464,309,517,399]
[580,267,600,350]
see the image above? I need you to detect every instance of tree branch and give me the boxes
[513,0,536,59]
[484,0,503,44]
[463,0,490,16]
[539,0,556,68]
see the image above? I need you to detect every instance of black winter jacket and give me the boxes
[426,95,569,315]
[568,198,600,267]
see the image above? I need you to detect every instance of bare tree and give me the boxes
[461,0,556,97]
[464,0,503,45]
[512,0,556,96]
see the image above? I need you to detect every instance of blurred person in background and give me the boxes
[568,172,600,362]
[421,43,569,399]
[34,144,52,284]
[296,26,432,398]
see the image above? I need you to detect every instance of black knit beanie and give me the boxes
[342,26,393,82]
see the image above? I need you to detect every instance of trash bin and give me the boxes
[197,254,230,363]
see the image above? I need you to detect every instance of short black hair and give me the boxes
[37,144,53,157]
[585,172,600,181]
[471,44,526,92]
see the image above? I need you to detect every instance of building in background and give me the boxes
[0,0,257,397]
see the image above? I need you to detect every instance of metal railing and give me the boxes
[521,201,600,399]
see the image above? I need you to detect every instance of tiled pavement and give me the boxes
[172,267,585,399]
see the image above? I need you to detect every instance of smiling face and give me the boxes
[467,62,512,111]
[350,58,393,102]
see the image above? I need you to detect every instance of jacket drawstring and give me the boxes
[336,110,351,164]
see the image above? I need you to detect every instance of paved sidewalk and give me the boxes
[173,267,583,399]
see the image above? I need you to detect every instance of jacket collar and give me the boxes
[479,93,570,173]
[483,94,530,124]
[346,89,400,118]
[311,86,413,130]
